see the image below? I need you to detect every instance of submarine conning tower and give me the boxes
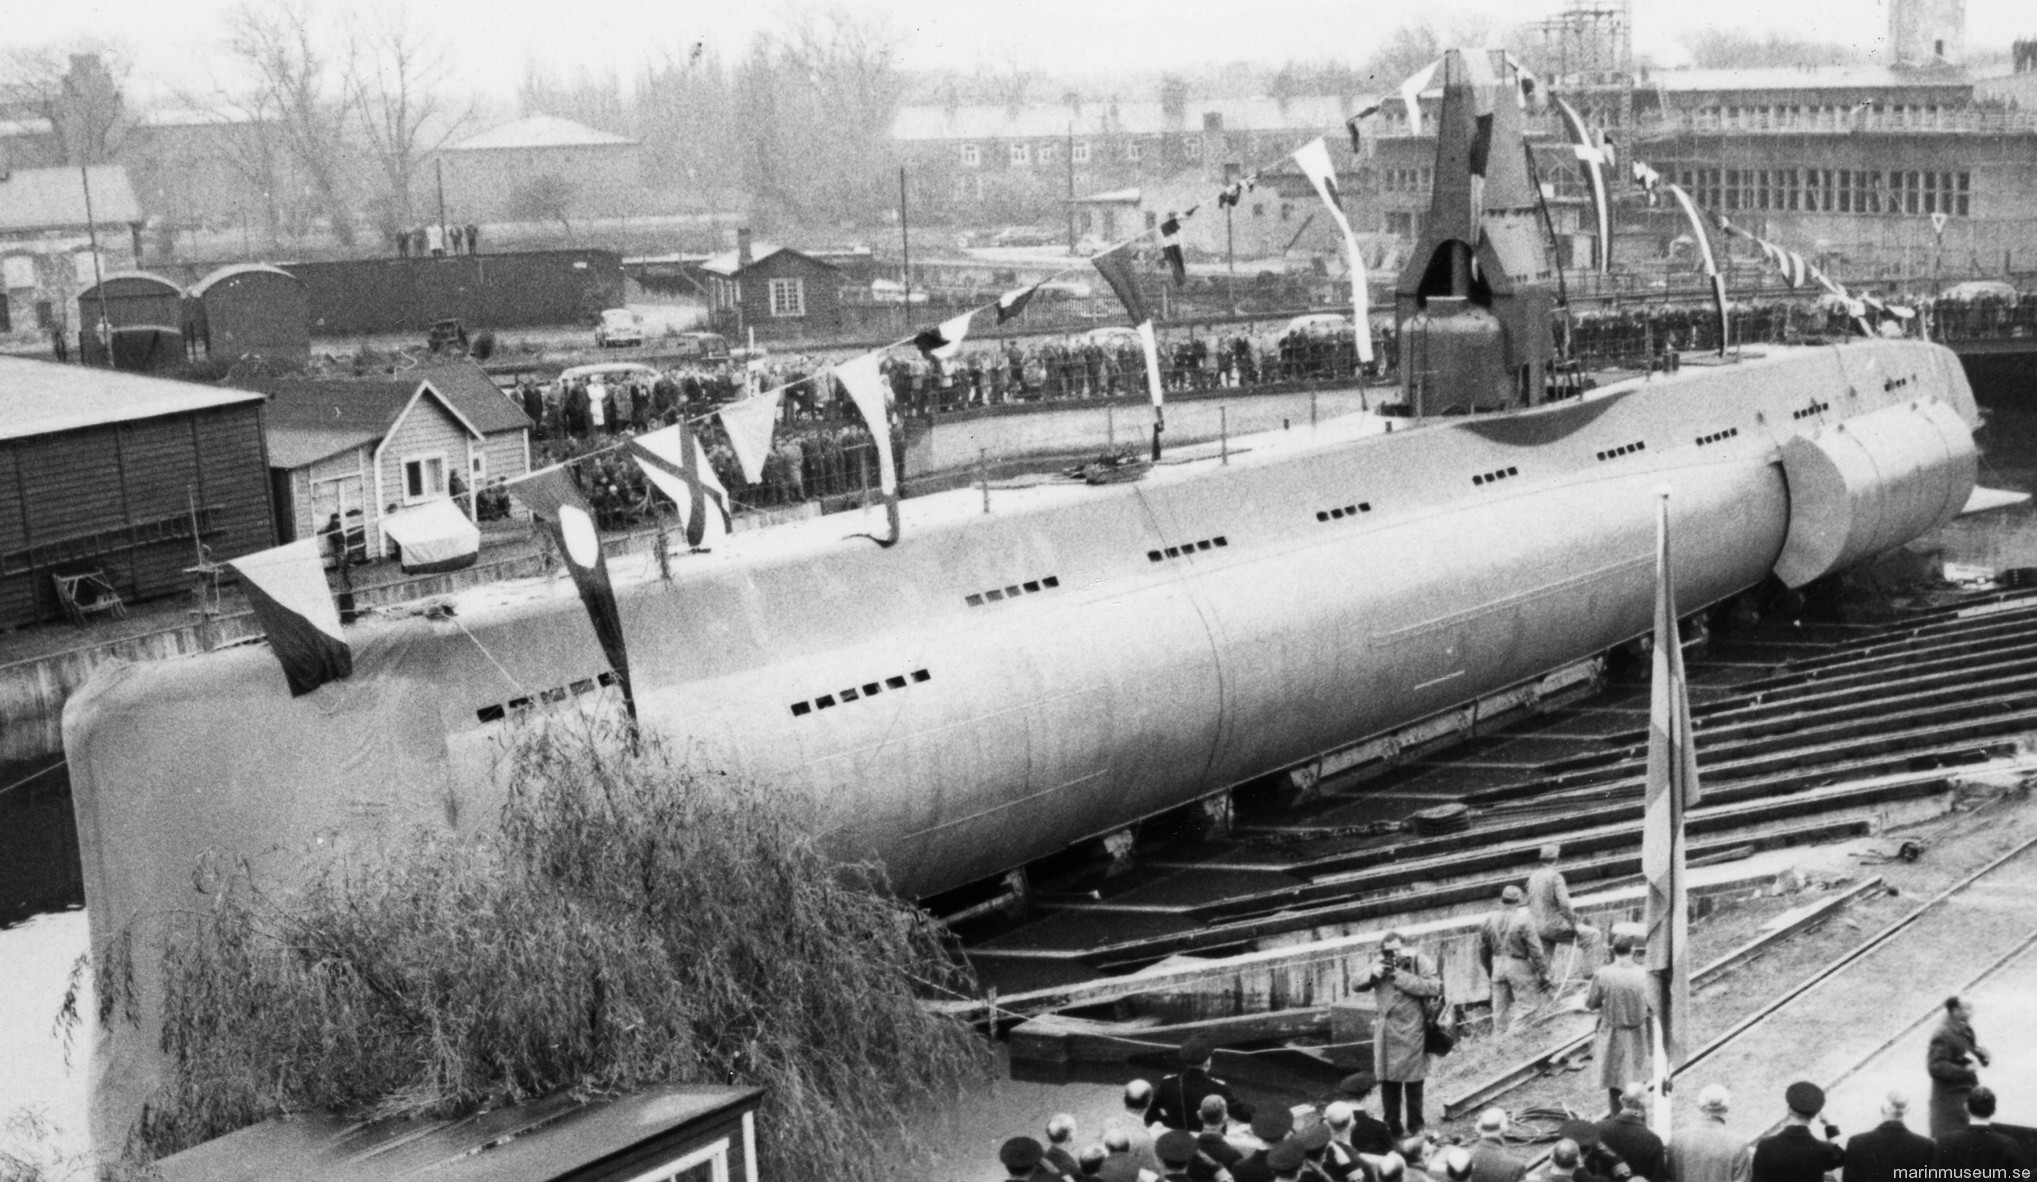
[1394,49,1559,417]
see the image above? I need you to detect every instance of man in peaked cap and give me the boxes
[1231,1111,1296,1182]
[1335,1072,1397,1155]
[1150,1035,1256,1131]
[1003,1135,1050,1180]
[1157,1129,1204,1181]
[1267,1139,1309,1181]
[1751,1082,1843,1182]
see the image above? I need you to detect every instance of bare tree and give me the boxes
[343,4,475,231]
[225,0,357,245]
[0,42,130,164]
[740,7,904,223]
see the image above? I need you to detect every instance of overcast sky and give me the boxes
[7,0,2033,105]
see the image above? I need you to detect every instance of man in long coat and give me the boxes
[1926,995,1987,1139]
[1843,1090,1935,1182]
[1357,929,1443,1136]
[1584,929,1654,1119]
[1668,1086,1753,1182]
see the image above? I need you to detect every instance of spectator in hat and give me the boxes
[1750,1082,1843,1182]
[1267,1140,1308,1182]
[1048,1114,1083,1177]
[1116,1080,1164,1174]
[1004,1136,1051,1180]
[1597,1084,1665,1182]
[1585,933,1656,1119]
[1102,1127,1161,1182]
[1442,1148,1476,1182]
[1468,1109,1526,1182]
[1230,1111,1294,1182]
[1527,844,1603,982]
[1667,1086,1752,1182]
[1528,1139,1591,1182]
[1559,1119,1624,1182]
[1357,930,1443,1136]
[1149,1036,1255,1131]
[1081,1146,1110,1178]
[1479,884,1551,1036]
[1298,1123,1337,1179]
[1156,1130,1202,1182]
[1927,995,1988,1138]
[1843,1090,1934,1182]
[1932,1088,2030,1173]
[1336,1073,1396,1156]
[1194,1095,1245,1182]
[1320,1102,1367,1181]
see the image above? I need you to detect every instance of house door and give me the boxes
[311,475,367,564]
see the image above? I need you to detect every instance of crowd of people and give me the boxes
[991,843,2028,1182]
[394,221,483,257]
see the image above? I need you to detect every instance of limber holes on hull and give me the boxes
[475,670,622,724]
[790,668,932,718]
[966,575,1061,608]
[1148,537,1228,563]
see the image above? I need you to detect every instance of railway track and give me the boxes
[960,585,2037,996]
[1445,825,2037,1136]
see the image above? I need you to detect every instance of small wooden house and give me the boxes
[255,360,530,556]
[699,242,844,342]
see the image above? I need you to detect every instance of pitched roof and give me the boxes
[0,356,263,443]
[0,165,141,233]
[697,244,841,277]
[892,95,1363,142]
[444,114,637,151]
[252,361,529,465]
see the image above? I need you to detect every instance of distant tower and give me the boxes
[1888,0,1965,67]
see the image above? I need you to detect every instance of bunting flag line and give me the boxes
[913,309,974,361]
[1463,49,1498,180]
[1502,52,1539,107]
[519,467,635,719]
[1091,242,1151,327]
[1137,319,1167,460]
[1785,250,1808,290]
[1292,137,1374,364]
[1631,160,1662,203]
[833,352,902,546]
[1555,96,1611,275]
[717,389,782,485]
[1399,57,1442,134]
[1666,183,1729,356]
[995,283,1039,324]
[229,539,352,697]
[1643,489,1701,1128]
[629,421,733,549]
[1159,213,1188,286]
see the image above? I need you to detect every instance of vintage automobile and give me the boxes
[594,308,645,348]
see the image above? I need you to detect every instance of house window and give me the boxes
[1010,142,1029,166]
[1,256,33,289]
[1124,139,1142,162]
[768,277,806,317]
[1185,138,1203,162]
[402,455,447,503]
[959,144,981,167]
[1072,140,1090,164]
[1037,142,1056,166]
[471,451,486,483]
[33,300,52,330]
[1956,172,1970,216]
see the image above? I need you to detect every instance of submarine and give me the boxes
[69,51,1992,945]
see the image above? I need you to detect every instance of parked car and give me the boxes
[594,308,645,348]
[670,331,731,362]
[869,278,929,304]
[994,226,1059,248]
[1941,280,2019,305]
[426,319,468,354]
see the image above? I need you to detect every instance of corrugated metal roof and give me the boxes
[1651,65,1971,93]
[0,165,142,232]
[444,114,637,151]
[0,356,263,443]
[892,95,1362,142]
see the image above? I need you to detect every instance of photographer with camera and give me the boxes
[1356,930,1443,1136]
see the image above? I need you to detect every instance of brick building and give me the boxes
[0,165,142,353]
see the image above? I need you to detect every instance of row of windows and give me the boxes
[1381,167,1433,193]
[1688,102,1956,132]
[789,668,932,718]
[1792,399,1833,420]
[965,575,1060,607]
[1695,427,1741,446]
[960,139,1147,168]
[1315,502,1372,522]
[1472,465,1521,487]
[704,277,809,318]
[1675,167,1971,217]
[1596,440,1648,462]
[1147,536,1228,563]
[1883,373,1917,392]
[474,671,621,724]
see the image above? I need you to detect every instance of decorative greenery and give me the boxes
[94,721,990,1179]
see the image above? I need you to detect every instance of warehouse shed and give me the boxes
[189,264,309,363]
[75,271,188,370]
[0,357,274,630]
